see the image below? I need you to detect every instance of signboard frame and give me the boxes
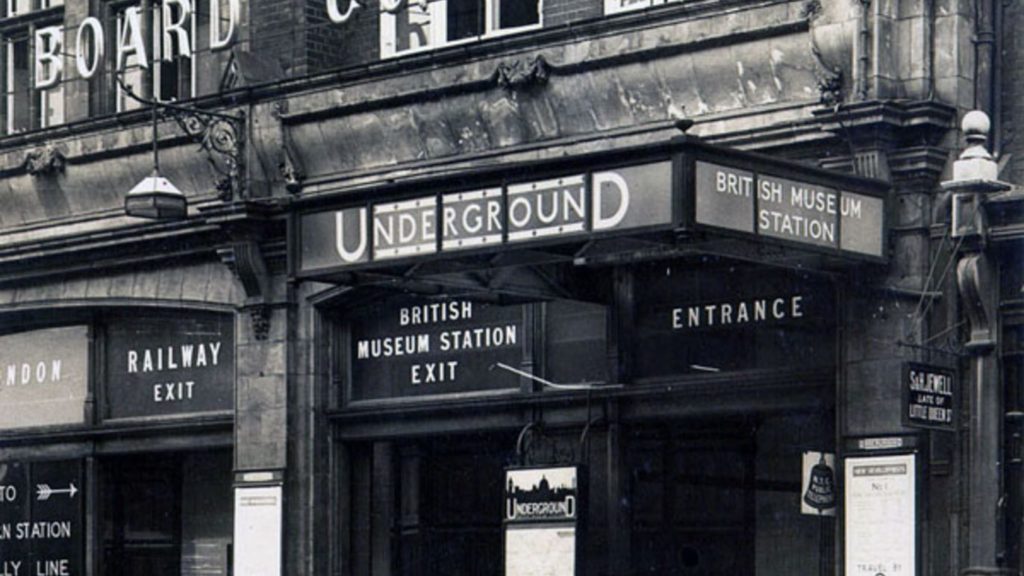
[681,142,889,264]
[289,137,889,280]
[901,362,957,432]
[0,324,91,431]
[293,153,681,278]
[338,294,532,407]
[101,310,236,422]
[842,451,920,576]
[503,464,586,576]
[0,458,86,576]
[233,481,284,576]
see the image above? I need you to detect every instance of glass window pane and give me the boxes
[494,0,537,30]
[447,0,480,41]
[6,39,30,133]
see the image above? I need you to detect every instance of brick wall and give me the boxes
[251,0,304,74]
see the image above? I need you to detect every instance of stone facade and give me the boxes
[0,0,1022,575]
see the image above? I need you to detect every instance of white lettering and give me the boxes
[33,27,63,89]
[592,171,630,230]
[117,7,149,72]
[162,0,193,60]
[75,17,105,79]
[210,0,240,50]
[336,208,368,263]
[327,0,361,22]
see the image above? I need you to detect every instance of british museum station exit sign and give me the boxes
[296,139,888,275]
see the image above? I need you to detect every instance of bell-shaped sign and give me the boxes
[801,451,836,516]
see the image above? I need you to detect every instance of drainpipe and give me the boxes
[854,0,871,100]
[973,0,1002,156]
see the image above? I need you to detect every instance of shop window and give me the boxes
[545,300,607,385]
[380,0,541,58]
[604,0,672,15]
[4,0,62,18]
[344,434,515,576]
[102,450,233,576]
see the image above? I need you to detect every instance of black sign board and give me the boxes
[902,362,956,431]
[633,265,836,378]
[105,313,234,419]
[0,459,84,576]
[348,296,525,402]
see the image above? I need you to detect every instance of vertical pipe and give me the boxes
[855,0,871,100]
[973,0,995,116]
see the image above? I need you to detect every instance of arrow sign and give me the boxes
[36,482,77,501]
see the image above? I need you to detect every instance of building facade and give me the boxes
[0,0,1021,575]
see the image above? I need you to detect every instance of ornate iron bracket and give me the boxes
[117,79,247,202]
[172,110,247,202]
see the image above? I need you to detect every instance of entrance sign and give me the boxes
[504,466,582,576]
[233,485,282,576]
[845,454,916,576]
[633,266,835,377]
[902,363,956,431]
[0,326,89,430]
[105,313,234,419]
[348,297,524,401]
[0,459,85,576]
[298,161,674,273]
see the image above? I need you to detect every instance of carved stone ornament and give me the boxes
[811,44,843,108]
[280,151,305,194]
[495,56,551,91]
[218,241,272,341]
[248,305,271,342]
[23,145,66,176]
[956,253,997,352]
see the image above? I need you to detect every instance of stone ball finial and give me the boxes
[962,110,991,144]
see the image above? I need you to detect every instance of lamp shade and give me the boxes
[125,170,187,219]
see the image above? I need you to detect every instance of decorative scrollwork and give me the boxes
[172,110,246,202]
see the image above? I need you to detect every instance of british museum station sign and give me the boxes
[296,139,889,277]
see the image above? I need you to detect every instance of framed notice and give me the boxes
[504,466,584,576]
[902,363,956,431]
[105,313,234,419]
[0,459,85,576]
[233,485,282,576]
[0,326,89,430]
[844,454,916,576]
